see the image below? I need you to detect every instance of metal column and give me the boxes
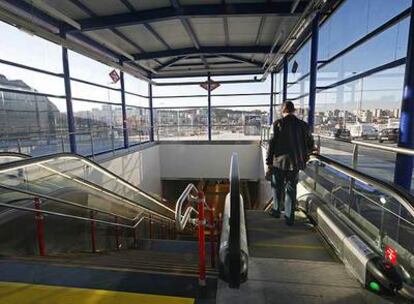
[207,72,212,141]
[61,41,77,154]
[394,0,414,190]
[282,56,288,102]
[148,82,154,142]
[269,73,274,124]
[308,12,320,132]
[119,69,129,148]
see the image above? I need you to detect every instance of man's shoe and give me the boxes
[284,215,294,226]
[269,209,281,218]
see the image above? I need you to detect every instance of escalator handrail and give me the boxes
[0,152,31,160]
[0,152,175,217]
[228,152,242,288]
[310,154,414,220]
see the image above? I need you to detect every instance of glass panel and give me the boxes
[318,18,409,85]
[0,21,62,73]
[71,80,121,104]
[0,91,68,156]
[211,106,269,140]
[315,65,404,178]
[153,107,208,141]
[288,40,311,82]
[69,51,121,89]
[124,73,148,96]
[127,106,151,145]
[0,62,64,96]
[73,101,124,155]
[318,0,411,59]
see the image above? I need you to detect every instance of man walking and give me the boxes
[266,101,314,225]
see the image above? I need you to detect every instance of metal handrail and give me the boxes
[314,133,414,156]
[0,198,164,230]
[175,183,208,231]
[309,154,414,221]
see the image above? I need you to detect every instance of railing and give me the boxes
[0,191,174,256]
[154,124,262,141]
[0,126,153,158]
[175,183,218,286]
[219,153,248,288]
[313,133,414,169]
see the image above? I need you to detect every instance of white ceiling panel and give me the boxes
[119,25,166,52]
[77,0,128,16]
[228,17,261,45]
[190,18,225,46]
[151,20,194,50]
[85,29,138,54]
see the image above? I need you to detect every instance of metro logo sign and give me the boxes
[200,79,220,91]
[385,245,398,265]
[109,69,120,83]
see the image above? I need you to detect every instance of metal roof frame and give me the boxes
[0,0,318,81]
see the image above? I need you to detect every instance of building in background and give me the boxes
[0,74,60,139]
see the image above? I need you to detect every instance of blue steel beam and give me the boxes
[155,57,185,71]
[307,12,319,131]
[61,38,77,154]
[64,2,307,33]
[269,72,274,124]
[119,68,129,148]
[208,72,212,141]
[221,55,264,68]
[394,0,414,190]
[132,46,273,61]
[148,83,154,142]
[282,55,288,102]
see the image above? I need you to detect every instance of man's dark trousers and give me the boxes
[271,167,299,223]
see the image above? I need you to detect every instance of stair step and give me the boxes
[10,248,219,277]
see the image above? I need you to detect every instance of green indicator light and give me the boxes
[369,281,381,292]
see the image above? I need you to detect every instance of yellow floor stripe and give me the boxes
[251,242,326,250]
[0,282,194,304]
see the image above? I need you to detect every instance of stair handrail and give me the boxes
[175,183,202,231]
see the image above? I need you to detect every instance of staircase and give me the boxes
[0,239,218,303]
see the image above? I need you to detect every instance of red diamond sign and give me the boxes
[109,69,120,83]
[200,79,220,91]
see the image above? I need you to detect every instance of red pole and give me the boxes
[34,197,45,256]
[198,191,206,286]
[90,211,96,253]
[209,207,216,268]
[115,216,120,250]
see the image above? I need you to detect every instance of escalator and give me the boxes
[0,152,219,303]
[217,153,414,304]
